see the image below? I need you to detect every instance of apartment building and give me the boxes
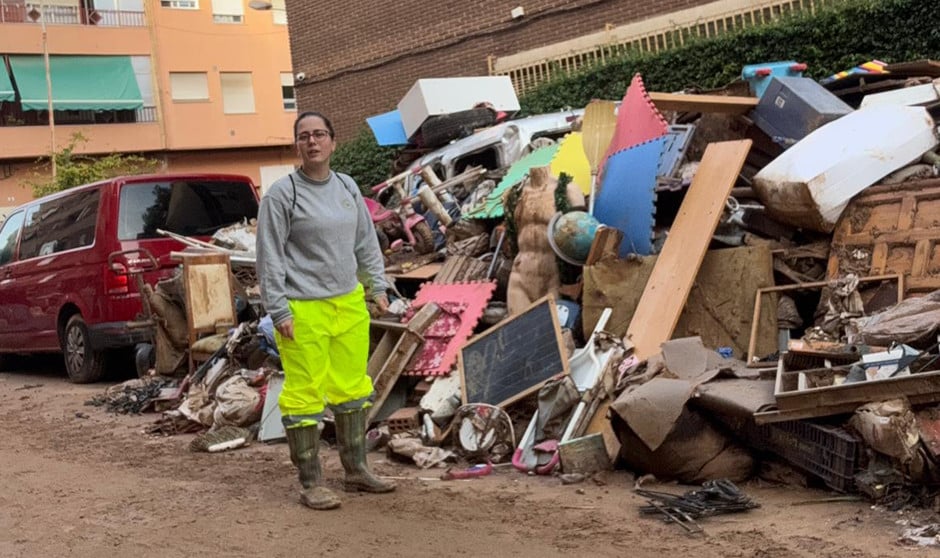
[0,0,297,217]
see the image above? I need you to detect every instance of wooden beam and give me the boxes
[625,140,752,360]
[367,303,440,424]
[585,226,624,266]
[648,92,759,114]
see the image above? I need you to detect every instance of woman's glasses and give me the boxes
[296,129,332,142]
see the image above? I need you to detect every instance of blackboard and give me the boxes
[459,295,569,407]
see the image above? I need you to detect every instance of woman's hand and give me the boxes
[275,318,295,340]
[374,294,390,315]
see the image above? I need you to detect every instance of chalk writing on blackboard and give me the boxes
[459,296,568,407]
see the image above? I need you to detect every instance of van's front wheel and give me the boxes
[63,315,106,383]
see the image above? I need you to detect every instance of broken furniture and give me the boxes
[745,274,903,364]
[754,354,940,425]
[828,179,940,296]
[752,104,939,232]
[367,303,441,423]
[174,251,238,373]
[583,245,777,358]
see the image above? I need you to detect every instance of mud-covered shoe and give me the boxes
[334,409,397,494]
[285,424,344,509]
[300,486,342,510]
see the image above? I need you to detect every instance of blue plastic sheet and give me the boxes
[366,110,409,146]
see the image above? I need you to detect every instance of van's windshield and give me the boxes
[118,180,258,240]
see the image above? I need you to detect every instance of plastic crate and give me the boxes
[752,420,863,492]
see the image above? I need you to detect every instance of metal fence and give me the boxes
[0,3,145,26]
[489,0,842,94]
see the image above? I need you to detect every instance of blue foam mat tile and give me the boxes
[594,136,666,257]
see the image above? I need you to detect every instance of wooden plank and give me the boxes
[756,389,940,424]
[842,229,940,246]
[367,329,403,380]
[771,369,940,414]
[584,226,624,266]
[870,242,888,275]
[624,140,752,359]
[367,303,440,424]
[912,239,932,278]
[884,59,940,78]
[897,195,917,231]
[458,295,569,408]
[648,92,758,114]
[389,262,442,280]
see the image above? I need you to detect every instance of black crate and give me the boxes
[752,420,863,492]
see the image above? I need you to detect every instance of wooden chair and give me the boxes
[178,252,237,373]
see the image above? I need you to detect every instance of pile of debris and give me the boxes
[351,59,940,500]
[94,58,940,515]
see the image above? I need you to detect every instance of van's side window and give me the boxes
[0,211,25,266]
[18,189,101,260]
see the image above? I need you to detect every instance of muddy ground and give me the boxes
[0,358,933,557]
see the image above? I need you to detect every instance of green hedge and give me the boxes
[334,0,940,188]
[520,0,940,113]
[331,128,400,194]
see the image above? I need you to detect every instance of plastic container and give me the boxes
[752,420,863,492]
[752,76,853,146]
[741,60,807,98]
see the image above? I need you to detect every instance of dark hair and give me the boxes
[294,111,335,139]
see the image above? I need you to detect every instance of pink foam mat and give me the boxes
[403,281,497,377]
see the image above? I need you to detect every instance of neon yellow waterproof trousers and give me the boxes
[275,284,374,428]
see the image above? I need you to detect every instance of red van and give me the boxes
[0,173,259,383]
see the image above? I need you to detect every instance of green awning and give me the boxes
[9,55,143,111]
[0,61,14,103]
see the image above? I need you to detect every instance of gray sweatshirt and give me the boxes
[256,170,389,326]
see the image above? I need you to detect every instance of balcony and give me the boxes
[0,2,145,27]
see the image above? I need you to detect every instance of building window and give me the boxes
[131,56,157,121]
[220,72,255,114]
[169,72,209,102]
[211,0,242,23]
[280,72,295,111]
[271,0,286,24]
[160,0,198,8]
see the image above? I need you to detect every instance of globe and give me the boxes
[548,210,601,265]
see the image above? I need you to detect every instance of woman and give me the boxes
[256,111,395,510]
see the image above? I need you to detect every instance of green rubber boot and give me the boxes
[334,409,397,493]
[284,425,342,510]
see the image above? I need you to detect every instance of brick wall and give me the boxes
[286,0,716,140]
